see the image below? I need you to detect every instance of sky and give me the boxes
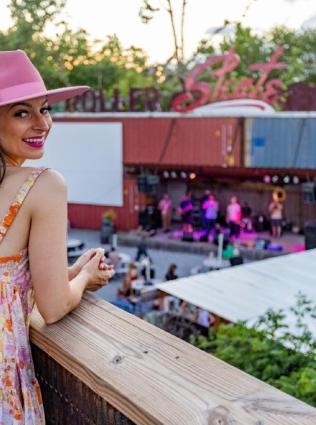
[1,0,316,63]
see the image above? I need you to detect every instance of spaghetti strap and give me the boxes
[0,167,49,243]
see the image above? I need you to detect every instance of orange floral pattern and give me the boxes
[0,168,47,424]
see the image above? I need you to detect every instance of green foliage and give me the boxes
[190,294,316,407]
[0,0,160,101]
[139,0,160,24]
[2,0,316,110]
[191,23,316,108]
[270,26,316,86]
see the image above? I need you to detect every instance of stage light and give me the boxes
[293,176,300,184]
[272,175,279,183]
[189,172,197,180]
[171,171,177,178]
[263,175,271,184]
[180,171,187,179]
[283,176,290,184]
[163,171,169,178]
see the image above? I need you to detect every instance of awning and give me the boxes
[157,249,316,328]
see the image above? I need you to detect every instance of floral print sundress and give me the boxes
[0,168,47,424]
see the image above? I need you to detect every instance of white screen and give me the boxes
[26,122,123,206]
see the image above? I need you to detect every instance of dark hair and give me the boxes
[0,150,6,184]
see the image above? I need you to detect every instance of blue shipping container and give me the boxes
[248,117,316,169]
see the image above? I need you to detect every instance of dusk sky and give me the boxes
[1,0,316,63]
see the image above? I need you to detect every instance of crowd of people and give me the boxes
[140,190,284,240]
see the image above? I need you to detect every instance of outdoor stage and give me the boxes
[118,227,305,261]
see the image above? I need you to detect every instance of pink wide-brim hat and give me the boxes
[0,50,90,107]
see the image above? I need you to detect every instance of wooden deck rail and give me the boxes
[30,293,316,425]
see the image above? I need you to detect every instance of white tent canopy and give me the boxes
[157,250,316,329]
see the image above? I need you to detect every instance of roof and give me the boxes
[53,111,316,119]
[157,249,316,329]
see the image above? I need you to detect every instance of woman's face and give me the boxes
[0,96,52,166]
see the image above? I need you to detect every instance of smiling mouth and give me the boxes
[23,136,46,148]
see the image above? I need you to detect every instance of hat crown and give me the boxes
[0,50,46,92]
[0,49,89,107]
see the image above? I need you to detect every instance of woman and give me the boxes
[119,262,139,298]
[268,193,283,238]
[165,263,178,281]
[158,193,172,232]
[0,50,114,423]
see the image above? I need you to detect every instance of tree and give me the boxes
[9,0,66,33]
[0,0,160,101]
[190,294,316,407]
[139,0,188,65]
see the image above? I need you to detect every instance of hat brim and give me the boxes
[0,86,90,107]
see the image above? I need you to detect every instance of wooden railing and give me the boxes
[30,293,316,425]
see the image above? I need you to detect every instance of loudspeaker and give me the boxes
[304,221,316,250]
[302,182,316,204]
[182,232,194,242]
[137,174,160,193]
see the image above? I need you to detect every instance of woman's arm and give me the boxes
[28,170,111,324]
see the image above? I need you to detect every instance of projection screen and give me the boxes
[26,122,123,206]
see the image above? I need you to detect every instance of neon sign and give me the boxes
[171,47,286,113]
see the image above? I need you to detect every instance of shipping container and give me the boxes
[53,114,243,168]
[245,117,316,169]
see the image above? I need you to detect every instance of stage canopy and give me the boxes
[157,249,316,337]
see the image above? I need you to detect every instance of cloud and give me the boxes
[302,13,316,28]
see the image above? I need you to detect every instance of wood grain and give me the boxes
[30,293,316,425]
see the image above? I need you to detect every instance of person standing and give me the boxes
[0,50,114,423]
[135,233,152,262]
[202,194,219,235]
[200,189,211,230]
[158,193,172,232]
[226,196,242,238]
[241,201,253,232]
[268,193,283,238]
[178,193,193,234]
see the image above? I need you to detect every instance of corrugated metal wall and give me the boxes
[247,117,316,169]
[54,116,243,168]
[123,118,243,167]
[54,114,316,230]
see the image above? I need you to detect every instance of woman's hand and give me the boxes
[80,249,115,292]
[68,248,107,280]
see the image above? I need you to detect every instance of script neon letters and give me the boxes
[171,47,286,112]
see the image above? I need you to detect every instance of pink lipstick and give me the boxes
[23,136,45,148]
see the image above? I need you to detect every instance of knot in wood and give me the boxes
[112,355,123,365]
[209,406,236,425]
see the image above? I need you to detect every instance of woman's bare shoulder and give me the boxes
[28,168,67,208]
[35,168,66,187]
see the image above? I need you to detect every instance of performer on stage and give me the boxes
[178,193,193,234]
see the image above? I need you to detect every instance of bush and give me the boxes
[190,293,316,407]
